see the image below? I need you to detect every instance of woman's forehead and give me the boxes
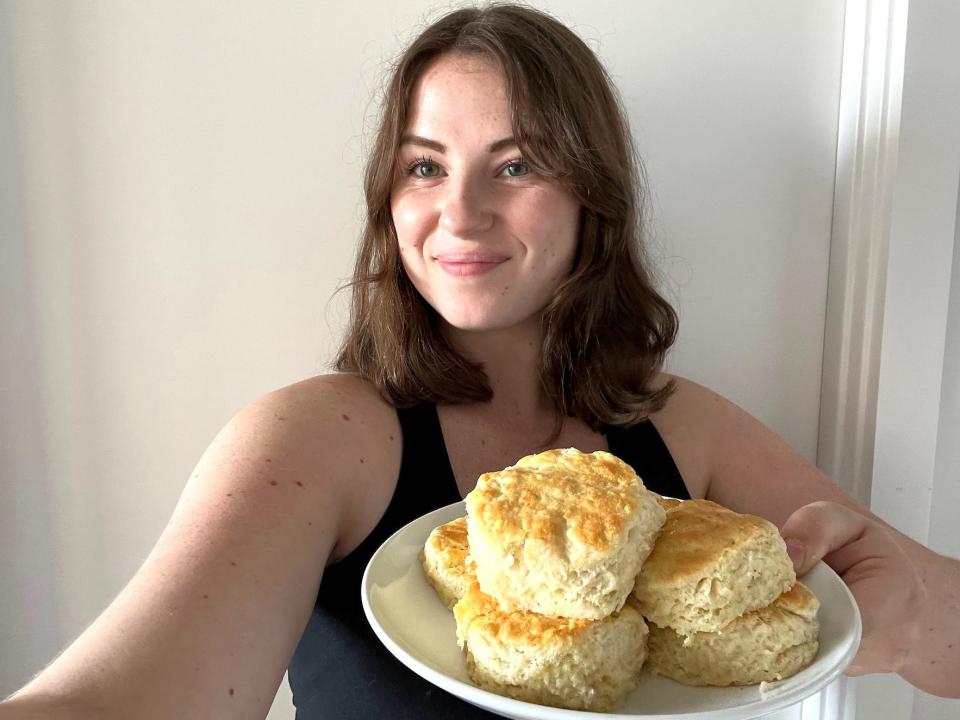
[419,51,503,87]
[404,54,512,138]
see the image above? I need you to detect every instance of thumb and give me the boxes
[779,501,868,576]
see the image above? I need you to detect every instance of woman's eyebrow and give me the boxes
[399,135,517,153]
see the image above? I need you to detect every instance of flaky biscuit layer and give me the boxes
[646,582,820,686]
[421,516,477,608]
[454,583,648,711]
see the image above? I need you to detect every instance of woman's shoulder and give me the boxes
[234,373,404,557]
[649,371,759,435]
[648,372,846,524]
[254,372,399,433]
[649,370,788,452]
[646,372,785,501]
[245,371,402,469]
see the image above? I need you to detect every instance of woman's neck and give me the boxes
[442,318,551,426]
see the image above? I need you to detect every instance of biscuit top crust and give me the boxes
[655,496,682,512]
[774,582,820,620]
[642,499,782,583]
[454,583,592,647]
[425,516,473,573]
[466,448,643,554]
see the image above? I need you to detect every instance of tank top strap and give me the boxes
[395,402,461,504]
[605,420,691,499]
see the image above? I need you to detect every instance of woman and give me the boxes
[2,4,957,719]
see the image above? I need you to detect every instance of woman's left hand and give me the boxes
[779,501,925,676]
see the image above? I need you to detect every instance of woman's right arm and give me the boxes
[0,374,402,720]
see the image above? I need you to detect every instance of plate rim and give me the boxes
[361,500,863,720]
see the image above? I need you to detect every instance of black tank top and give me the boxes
[287,403,690,718]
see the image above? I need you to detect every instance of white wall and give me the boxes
[929,171,960,564]
[0,4,63,687]
[600,0,842,457]
[1,1,845,718]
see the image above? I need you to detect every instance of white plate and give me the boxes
[362,501,861,720]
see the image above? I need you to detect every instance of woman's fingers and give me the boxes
[779,501,924,675]
[829,530,919,672]
[779,500,866,575]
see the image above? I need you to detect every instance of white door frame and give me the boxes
[818,0,909,506]
[820,1,960,719]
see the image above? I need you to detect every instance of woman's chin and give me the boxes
[440,317,502,334]
[438,310,539,337]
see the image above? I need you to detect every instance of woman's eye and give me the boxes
[406,157,442,178]
[503,160,532,177]
[414,162,441,178]
[403,157,531,179]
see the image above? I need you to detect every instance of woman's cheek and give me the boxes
[399,217,432,254]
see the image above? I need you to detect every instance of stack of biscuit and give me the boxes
[423,448,666,711]
[633,499,820,686]
[420,453,821,709]
[422,515,475,609]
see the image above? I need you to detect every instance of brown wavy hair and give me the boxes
[335,2,677,432]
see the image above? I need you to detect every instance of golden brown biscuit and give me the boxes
[454,583,648,711]
[633,499,795,634]
[645,582,820,685]
[421,516,477,608]
[654,495,682,511]
[466,448,666,619]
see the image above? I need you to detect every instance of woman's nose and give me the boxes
[438,174,494,236]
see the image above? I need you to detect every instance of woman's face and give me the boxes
[391,53,580,335]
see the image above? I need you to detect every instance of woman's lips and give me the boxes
[434,254,508,277]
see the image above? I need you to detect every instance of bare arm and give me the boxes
[0,374,401,719]
[653,375,960,698]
